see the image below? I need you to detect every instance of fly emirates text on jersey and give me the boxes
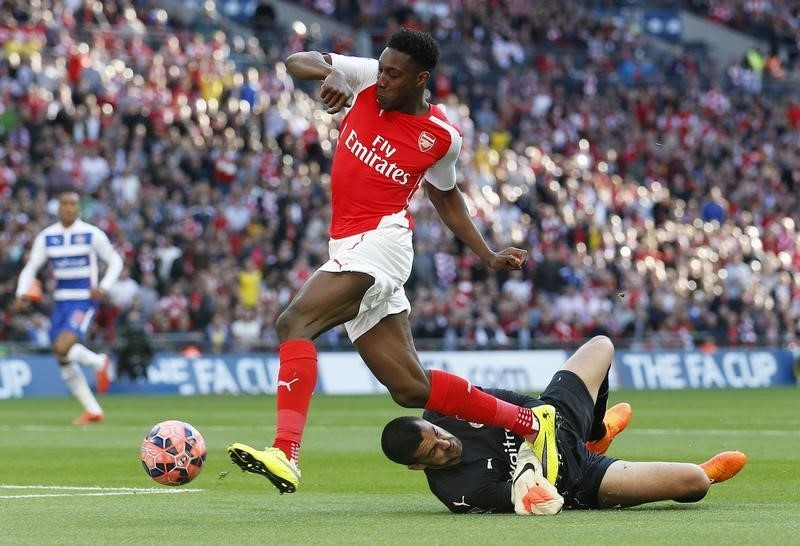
[344,129,411,185]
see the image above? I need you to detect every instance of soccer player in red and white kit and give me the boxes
[228,28,556,494]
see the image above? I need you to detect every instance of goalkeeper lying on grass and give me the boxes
[381,336,746,515]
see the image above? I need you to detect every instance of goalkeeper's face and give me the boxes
[408,422,463,470]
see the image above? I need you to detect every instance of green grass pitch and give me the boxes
[1,388,798,545]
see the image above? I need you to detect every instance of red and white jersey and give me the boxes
[328,53,462,239]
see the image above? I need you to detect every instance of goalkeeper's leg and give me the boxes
[595,457,747,508]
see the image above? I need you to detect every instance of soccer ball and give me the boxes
[140,420,207,486]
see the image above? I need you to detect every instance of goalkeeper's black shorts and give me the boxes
[539,370,617,509]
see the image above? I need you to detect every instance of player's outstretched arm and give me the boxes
[285,51,352,114]
[14,232,47,300]
[425,182,527,270]
[285,51,335,80]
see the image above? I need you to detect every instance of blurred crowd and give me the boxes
[0,0,798,355]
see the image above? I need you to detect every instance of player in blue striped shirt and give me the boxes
[14,191,123,424]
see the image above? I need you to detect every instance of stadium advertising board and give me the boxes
[0,349,795,399]
[613,349,797,389]
[0,350,565,398]
[127,350,567,395]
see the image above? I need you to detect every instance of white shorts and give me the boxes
[318,218,413,341]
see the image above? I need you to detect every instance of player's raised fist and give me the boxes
[320,69,353,114]
[487,247,527,270]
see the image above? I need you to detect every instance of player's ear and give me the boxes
[407,463,426,471]
[416,71,430,88]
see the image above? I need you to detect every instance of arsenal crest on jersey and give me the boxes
[418,131,435,152]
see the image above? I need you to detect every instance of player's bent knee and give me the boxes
[675,467,711,502]
[589,335,614,352]
[275,308,302,340]
[586,335,614,362]
[53,340,71,360]
[389,384,430,408]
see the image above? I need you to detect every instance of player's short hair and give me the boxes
[386,28,439,72]
[58,187,82,199]
[381,416,424,465]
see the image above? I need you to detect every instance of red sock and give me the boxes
[424,369,536,438]
[272,340,318,465]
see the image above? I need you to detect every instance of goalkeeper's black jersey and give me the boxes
[422,388,543,514]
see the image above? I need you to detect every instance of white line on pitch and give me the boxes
[0,424,374,432]
[0,424,275,432]
[0,485,203,491]
[0,484,202,499]
[630,428,800,437]
[0,492,199,499]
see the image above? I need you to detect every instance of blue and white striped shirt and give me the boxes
[16,219,123,302]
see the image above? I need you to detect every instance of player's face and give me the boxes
[410,421,463,469]
[58,193,80,226]
[376,48,429,112]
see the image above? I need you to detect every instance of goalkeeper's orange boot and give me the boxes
[700,451,747,483]
[228,443,301,494]
[586,402,632,455]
